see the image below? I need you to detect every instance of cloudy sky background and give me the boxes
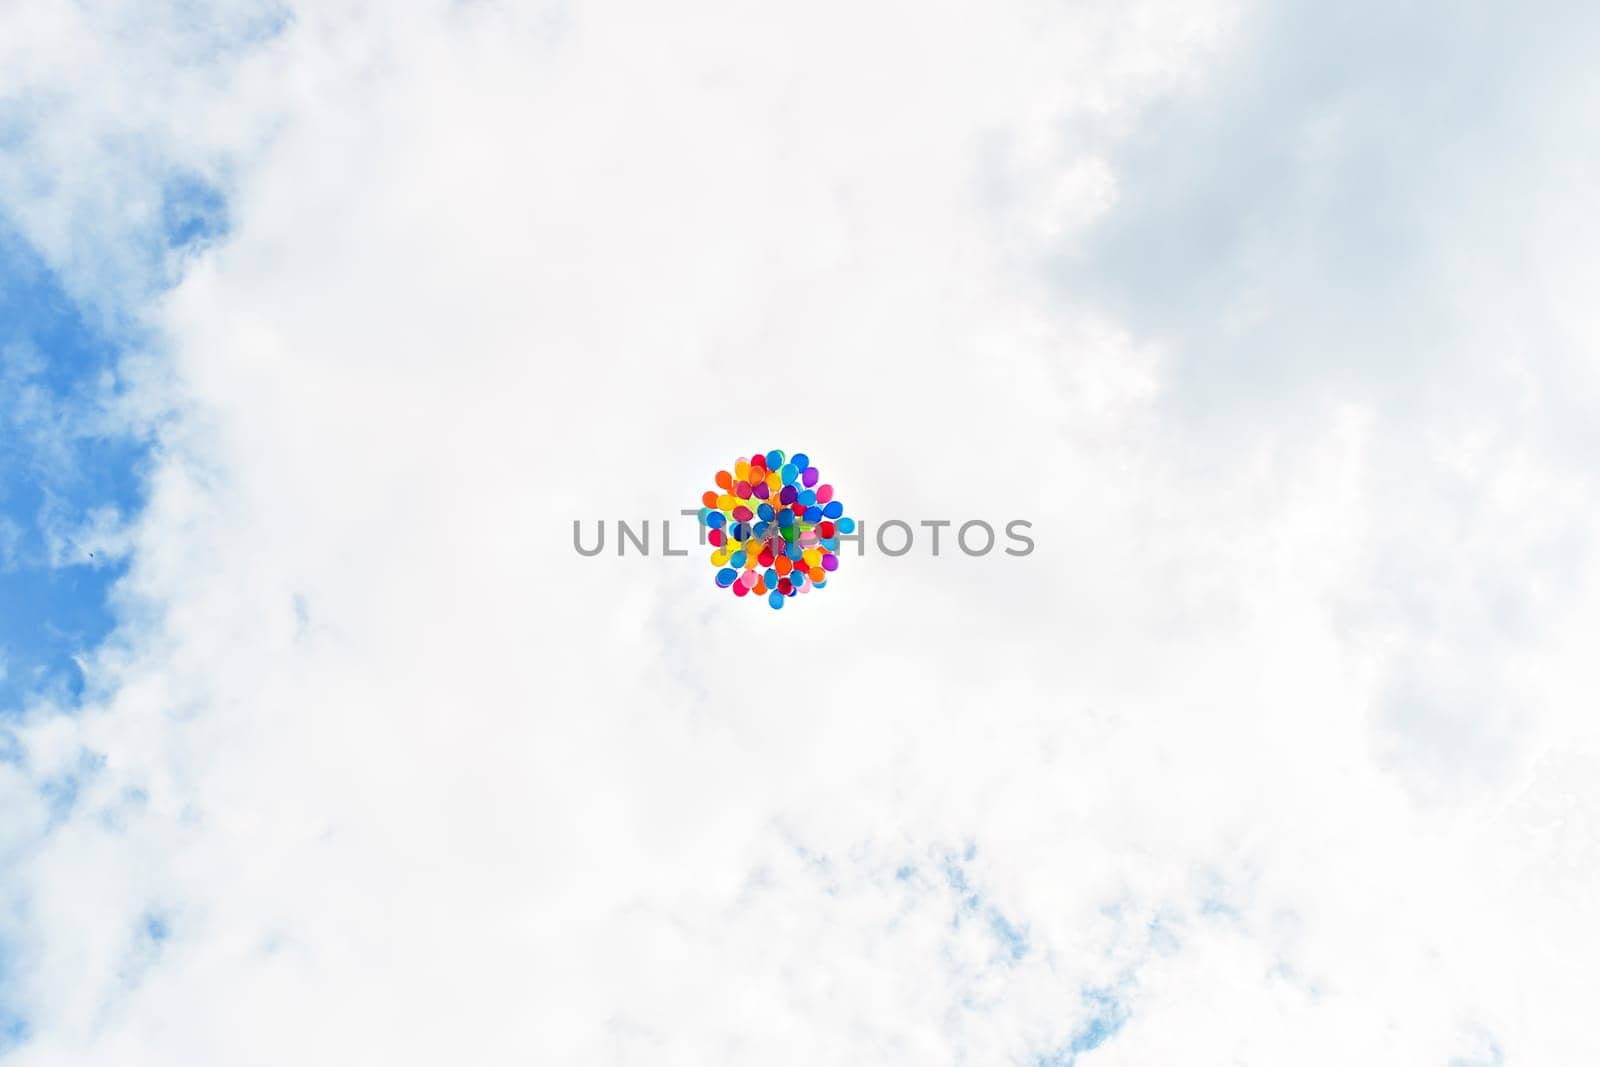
[2,0,1598,1062]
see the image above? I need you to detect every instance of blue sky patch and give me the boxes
[162,174,230,251]
[1036,987,1129,1066]
[0,228,150,711]
[940,848,1031,963]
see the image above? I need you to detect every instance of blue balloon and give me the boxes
[821,537,839,551]
[778,509,794,527]
[706,511,725,529]
[768,590,785,609]
[780,463,799,485]
[836,516,857,535]
[715,568,738,588]
[765,449,784,468]
[786,542,803,561]
[764,568,779,586]
[791,453,810,469]
[757,502,775,521]
[729,550,747,568]
[803,505,822,523]
[822,501,844,519]
[797,490,816,507]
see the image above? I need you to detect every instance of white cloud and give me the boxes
[4,0,1600,1064]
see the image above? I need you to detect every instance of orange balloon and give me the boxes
[775,556,793,576]
[701,491,719,509]
[715,470,733,491]
[808,566,825,583]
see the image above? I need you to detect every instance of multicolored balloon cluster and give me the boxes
[699,450,854,610]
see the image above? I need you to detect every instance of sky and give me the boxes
[1,0,1598,1063]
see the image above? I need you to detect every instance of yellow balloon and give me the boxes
[767,472,781,491]
[717,493,737,512]
[802,548,821,567]
[735,460,751,481]
[710,548,730,565]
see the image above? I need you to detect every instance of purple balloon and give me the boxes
[802,466,819,487]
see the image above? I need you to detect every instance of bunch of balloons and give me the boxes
[699,450,855,610]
